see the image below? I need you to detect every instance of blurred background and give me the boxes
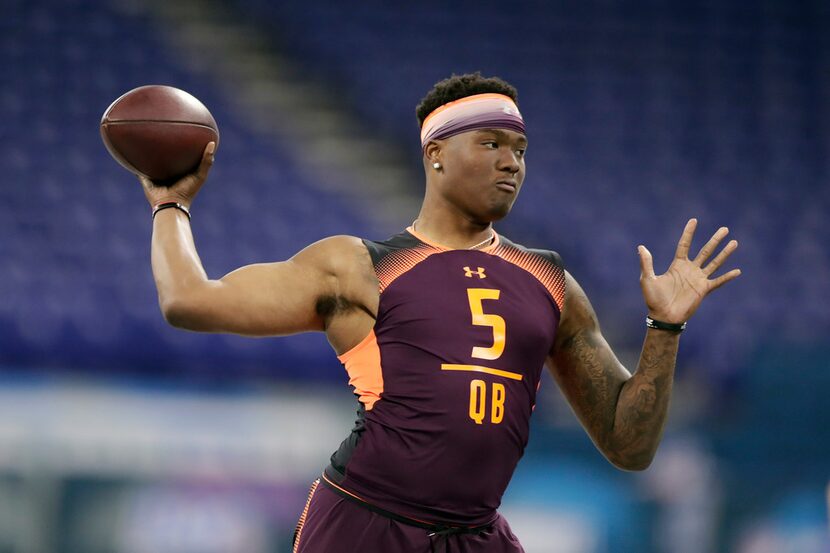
[1,0,828,551]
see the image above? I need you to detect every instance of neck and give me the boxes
[413,203,494,250]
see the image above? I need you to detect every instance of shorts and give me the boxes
[292,478,525,553]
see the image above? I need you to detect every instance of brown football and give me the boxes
[100,85,219,184]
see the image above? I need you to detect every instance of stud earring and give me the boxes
[433,162,442,170]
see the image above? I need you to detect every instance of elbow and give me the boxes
[605,450,655,472]
[612,456,654,472]
[160,295,200,330]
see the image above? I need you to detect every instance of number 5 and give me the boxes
[467,288,505,360]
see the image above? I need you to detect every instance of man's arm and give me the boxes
[152,209,360,335]
[547,219,740,471]
[547,273,678,471]
[140,143,374,345]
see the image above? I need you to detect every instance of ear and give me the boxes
[424,140,442,166]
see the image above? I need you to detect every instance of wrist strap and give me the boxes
[152,202,191,220]
[646,316,686,333]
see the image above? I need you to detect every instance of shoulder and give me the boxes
[292,235,379,321]
[290,235,373,280]
[292,234,366,262]
[492,233,567,310]
[559,270,592,328]
[495,234,566,270]
[302,230,431,276]
[361,230,422,265]
[549,269,615,359]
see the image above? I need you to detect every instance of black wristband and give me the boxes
[152,202,191,220]
[646,316,686,333]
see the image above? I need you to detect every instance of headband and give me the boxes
[420,93,525,151]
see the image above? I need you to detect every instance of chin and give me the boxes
[480,205,512,223]
[488,198,517,221]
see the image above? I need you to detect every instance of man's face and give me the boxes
[434,128,527,223]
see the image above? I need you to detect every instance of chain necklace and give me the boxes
[412,220,494,250]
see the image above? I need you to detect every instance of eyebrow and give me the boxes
[476,128,528,145]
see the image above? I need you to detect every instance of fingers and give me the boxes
[704,233,741,291]
[138,174,153,189]
[194,141,216,181]
[139,142,215,208]
[693,226,729,266]
[708,268,742,291]
[137,141,214,189]
[703,239,738,276]
[638,245,656,279]
[675,218,697,259]
[205,141,216,161]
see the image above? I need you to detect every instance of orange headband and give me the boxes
[420,93,524,150]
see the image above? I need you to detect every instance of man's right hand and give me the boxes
[140,141,216,208]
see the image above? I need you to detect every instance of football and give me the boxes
[100,85,219,183]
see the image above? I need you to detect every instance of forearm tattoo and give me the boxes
[554,275,680,469]
[610,331,678,468]
[560,328,678,468]
[560,327,617,435]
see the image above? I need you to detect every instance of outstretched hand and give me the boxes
[638,218,741,324]
[140,141,216,208]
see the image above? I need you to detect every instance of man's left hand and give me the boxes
[638,218,741,324]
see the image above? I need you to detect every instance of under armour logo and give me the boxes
[464,266,487,279]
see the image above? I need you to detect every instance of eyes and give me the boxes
[482,140,526,158]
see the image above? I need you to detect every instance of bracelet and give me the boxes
[646,316,686,333]
[152,202,191,220]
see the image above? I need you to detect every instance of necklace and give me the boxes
[412,221,494,250]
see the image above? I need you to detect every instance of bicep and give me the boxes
[167,238,345,336]
[546,272,631,440]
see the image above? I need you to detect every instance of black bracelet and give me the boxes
[152,202,191,220]
[646,316,686,333]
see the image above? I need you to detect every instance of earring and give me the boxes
[433,162,442,170]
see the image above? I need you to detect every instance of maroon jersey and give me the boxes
[324,227,565,527]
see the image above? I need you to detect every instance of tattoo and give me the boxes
[610,331,678,469]
[562,327,616,433]
[554,272,679,470]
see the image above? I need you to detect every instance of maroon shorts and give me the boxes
[292,479,524,553]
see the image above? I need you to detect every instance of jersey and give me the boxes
[323,227,566,527]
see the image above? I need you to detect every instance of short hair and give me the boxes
[415,72,519,128]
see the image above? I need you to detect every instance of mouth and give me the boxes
[495,180,518,192]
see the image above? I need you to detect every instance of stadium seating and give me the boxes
[2,0,828,390]
[0,0,383,379]
[3,1,829,550]
[228,0,830,385]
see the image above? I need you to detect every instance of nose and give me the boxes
[498,149,521,174]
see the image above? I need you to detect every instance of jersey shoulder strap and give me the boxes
[361,230,421,267]
[495,234,566,271]
[492,234,567,312]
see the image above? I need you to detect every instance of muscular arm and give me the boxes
[151,207,372,343]
[547,272,678,471]
[139,143,377,354]
[546,220,740,470]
